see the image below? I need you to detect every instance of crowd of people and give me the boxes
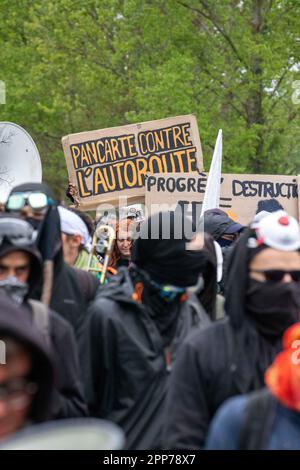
[0,181,300,450]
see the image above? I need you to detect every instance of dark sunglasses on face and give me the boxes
[6,192,54,212]
[251,269,300,282]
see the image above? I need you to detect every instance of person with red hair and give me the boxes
[109,218,137,271]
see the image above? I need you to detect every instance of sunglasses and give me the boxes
[6,192,54,212]
[251,269,300,282]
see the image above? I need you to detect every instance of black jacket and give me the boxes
[162,228,288,449]
[0,239,88,419]
[162,317,282,449]
[84,268,210,450]
[25,302,88,419]
[27,249,89,419]
[46,254,98,360]
[9,182,98,352]
[0,293,54,424]
[28,219,99,377]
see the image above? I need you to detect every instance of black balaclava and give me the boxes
[246,279,300,337]
[224,227,300,389]
[245,244,300,338]
[131,211,209,345]
[225,229,300,335]
[131,211,209,288]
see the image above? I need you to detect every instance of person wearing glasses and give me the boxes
[5,183,98,360]
[0,293,54,441]
[162,210,300,449]
[5,188,55,230]
[84,211,211,449]
[0,215,87,419]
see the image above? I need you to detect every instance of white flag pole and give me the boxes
[201,129,223,216]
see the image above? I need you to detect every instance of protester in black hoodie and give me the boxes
[84,211,211,449]
[0,293,54,441]
[204,209,244,293]
[0,215,87,418]
[162,210,300,449]
[5,183,98,359]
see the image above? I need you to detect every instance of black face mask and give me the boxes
[142,280,181,347]
[246,279,300,338]
[217,237,233,248]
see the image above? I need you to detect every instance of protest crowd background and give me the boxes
[0,0,300,452]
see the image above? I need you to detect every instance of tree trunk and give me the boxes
[246,0,266,173]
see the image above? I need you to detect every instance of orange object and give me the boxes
[132,281,144,303]
[226,210,238,222]
[265,323,300,412]
[180,293,188,302]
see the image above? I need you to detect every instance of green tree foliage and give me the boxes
[0,0,299,197]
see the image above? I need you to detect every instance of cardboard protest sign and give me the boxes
[62,115,203,209]
[145,173,300,226]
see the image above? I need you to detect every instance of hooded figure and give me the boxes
[203,210,244,293]
[162,211,300,449]
[84,211,210,449]
[0,215,87,418]
[204,209,244,243]
[0,292,54,441]
[6,183,98,361]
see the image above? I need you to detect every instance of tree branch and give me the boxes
[269,89,289,113]
[202,80,247,122]
[178,0,247,67]
[200,65,248,120]
[268,67,289,100]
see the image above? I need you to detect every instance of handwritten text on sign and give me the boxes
[62,115,203,207]
[145,173,300,225]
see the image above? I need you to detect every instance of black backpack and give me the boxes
[239,388,277,450]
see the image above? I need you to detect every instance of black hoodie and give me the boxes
[84,267,210,450]
[7,183,98,367]
[0,230,87,419]
[85,211,211,449]
[162,228,292,449]
[0,292,54,425]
